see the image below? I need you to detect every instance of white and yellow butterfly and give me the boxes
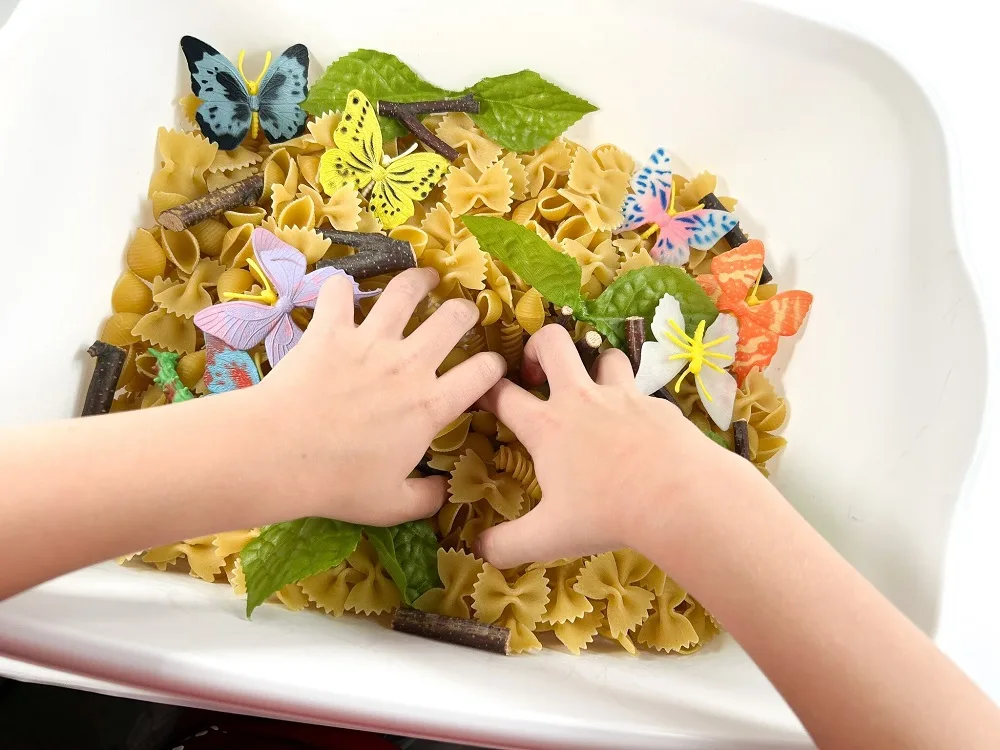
[319,90,450,229]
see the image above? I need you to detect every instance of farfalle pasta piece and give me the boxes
[111,272,153,315]
[552,606,605,655]
[553,214,608,250]
[300,562,364,616]
[522,139,572,197]
[140,383,167,409]
[212,529,258,559]
[448,449,524,521]
[573,550,655,638]
[593,144,635,175]
[616,245,655,277]
[675,171,737,213]
[277,584,310,611]
[422,202,470,250]
[423,237,487,298]
[298,185,362,230]
[153,259,223,318]
[567,147,630,209]
[306,111,341,150]
[638,576,699,653]
[678,600,720,654]
[344,539,401,615]
[501,152,528,201]
[436,113,502,172]
[297,153,323,189]
[444,161,513,216]
[209,145,263,174]
[734,367,789,473]
[473,564,549,653]
[562,238,619,298]
[126,229,168,282]
[532,559,591,625]
[132,297,198,355]
[558,188,623,232]
[598,621,638,655]
[262,148,300,211]
[414,548,484,619]
[143,536,225,582]
[178,93,201,124]
[484,256,514,308]
[148,128,218,200]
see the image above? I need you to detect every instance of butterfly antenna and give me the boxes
[236,49,272,94]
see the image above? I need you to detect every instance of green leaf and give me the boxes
[701,428,731,449]
[580,267,719,348]
[463,215,584,312]
[302,49,456,140]
[240,518,362,617]
[468,70,597,152]
[364,521,441,606]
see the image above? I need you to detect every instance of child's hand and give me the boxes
[247,267,506,527]
[476,324,757,569]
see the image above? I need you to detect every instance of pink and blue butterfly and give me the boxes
[203,335,261,395]
[618,148,738,266]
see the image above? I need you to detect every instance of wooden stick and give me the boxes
[315,232,416,280]
[158,174,265,232]
[575,330,602,370]
[552,305,576,332]
[624,317,678,406]
[699,191,772,284]
[82,341,127,416]
[377,95,479,162]
[733,419,751,461]
[391,608,511,655]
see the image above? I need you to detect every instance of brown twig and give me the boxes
[315,231,416,280]
[552,305,576,332]
[377,95,480,162]
[158,174,264,232]
[733,420,751,461]
[575,330,602,371]
[699,191,772,284]
[82,341,127,416]
[624,316,678,406]
[391,608,511,655]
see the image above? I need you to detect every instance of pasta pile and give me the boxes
[104,87,799,656]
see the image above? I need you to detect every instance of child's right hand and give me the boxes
[476,324,763,569]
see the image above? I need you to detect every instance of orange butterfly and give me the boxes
[696,239,812,384]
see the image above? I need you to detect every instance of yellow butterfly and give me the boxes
[319,89,450,229]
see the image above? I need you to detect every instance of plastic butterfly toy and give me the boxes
[696,239,813,384]
[319,89,450,229]
[193,228,378,367]
[180,36,310,150]
[618,148,739,267]
[203,335,261,395]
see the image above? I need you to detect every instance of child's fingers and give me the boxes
[405,298,479,364]
[433,352,507,424]
[521,325,590,390]
[381,476,448,524]
[474,504,567,570]
[476,378,544,444]
[361,268,438,338]
[310,274,358,332]
[593,348,634,386]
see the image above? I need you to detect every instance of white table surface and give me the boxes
[1,0,998,738]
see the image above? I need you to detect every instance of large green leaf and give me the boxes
[240,518,362,617]
[463,215,584,312]
[364,521,440,606]
[469,71,597,152]
[581,267,719,348]
[302,49,455,140]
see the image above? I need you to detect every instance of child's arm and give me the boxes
[478,324,1000,750]
[0,268,505,601]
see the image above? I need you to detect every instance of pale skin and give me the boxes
[0,267,997,748]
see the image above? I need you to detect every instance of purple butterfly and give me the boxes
[194,228,377,366]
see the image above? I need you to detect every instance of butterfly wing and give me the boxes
[709,239,766,301]
[319,89,381,195]
[293,266,379,308]
[193,300,279,351]
[746,290,813,336]
[373,152,450,228]
[204,335,260,394]
[252,228,306,298]
[673,209,739,250]
[631,147,673,197]
[732,320,779,384]
[264,314,303,366]
[180,36,252,150]
[257,43,310,143]
[618,148,673,232]
[650,218,693,266]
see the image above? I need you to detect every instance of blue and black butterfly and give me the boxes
[180,36,310,151]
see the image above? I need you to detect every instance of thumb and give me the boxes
[475,505,565,569]
[381,476,447,525]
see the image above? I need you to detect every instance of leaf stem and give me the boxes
[377,94,480,162]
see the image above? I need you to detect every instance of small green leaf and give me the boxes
[581,267,719,348]
[241,518,362,617]
[364,521,440,606]
[463,215,584,312]
[469,71,597,152]
[302,49,456,140]
[701,428,731,449]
